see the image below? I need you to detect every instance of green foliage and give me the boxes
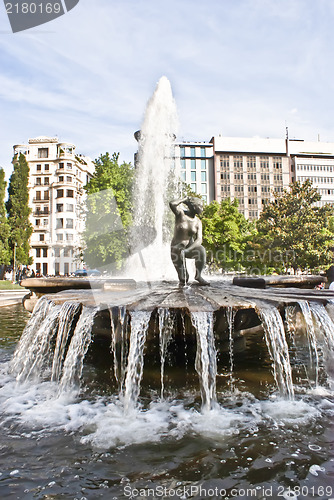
[83,153,134,269]
[201,198,253,271]
[0,168,11,265]
[247,180,334,273]
[6,154,33,266]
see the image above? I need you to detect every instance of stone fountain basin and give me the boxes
[20,277,334,345]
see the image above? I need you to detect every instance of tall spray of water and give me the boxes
[127,76,181,281]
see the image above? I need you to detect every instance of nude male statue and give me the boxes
[169,196,209,286]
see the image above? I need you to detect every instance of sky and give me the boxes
[1,0,334,180]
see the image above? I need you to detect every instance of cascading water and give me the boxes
[9,297,53,378]
[158,308,175,399]
[58,306,97,393]
[51,302,82,382]
[9,297,97,394]
[298,301,320,387]
[110,305,129,392]
[258,305,294,399]
[123,311,152,411]
[10,300,61,382]
[226,306,236,393]
[191,311,217,411]
[127,76,181,281]
[308,302,334,387]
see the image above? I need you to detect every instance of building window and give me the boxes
[66,219,73,229]
[43,248,47,258]
[191,171,196,182]
[58,176,64,182]
[201,171,207,182]
[56,218,64,229]
[36,248,41,258]
[44,164,49,171]
[36,164,42,172]
[58,163,64,169]
[56,189,64,198]
[66,190,74,198]
[220,155,229,169]
[57,233,63,241]
[54,248,61,257]
[201,147,206,157]
[39,234,44,241]
[201,183,207,194]
[273,157,282,169]
[64,263,69,275]
[36,178,41,186]
[66,163,72,169]
[38,148,48,158]
[180,147,185,157]
[35,219,40,226]
[247,156,256,169]
[190,147,195,157]
[191,183,196,191]
[56,204,63,213]
[260,156,269,169]
[43,219,48,226]
[64,247,71,257]
[35,191,41,200]
[66,233,73,241]
[181,159,186,169]
[43,191,49,201]
[181,171,186,181]
[66,176,72,183]
[55,262,60,275]
[66,203,74,212]
[44,177,49,185]
[190,159,196,169]
[201,159,206,170]
[234,155,242,169]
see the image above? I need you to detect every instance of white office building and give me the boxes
[288,139,334,207]
[13,137,95,276]
[211,136,291,220]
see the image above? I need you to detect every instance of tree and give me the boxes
[0,168,11,266]
[83,152,134,270]
[247,180,334,273]
[6,154,33,266]
[201,198,253,271]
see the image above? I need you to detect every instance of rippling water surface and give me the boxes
[0,305,333,499]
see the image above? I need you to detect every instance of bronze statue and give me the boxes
[169,197,209,286]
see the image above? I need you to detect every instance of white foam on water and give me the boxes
[0,370,330,451]
[259,398,321,424]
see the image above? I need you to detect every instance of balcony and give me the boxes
[34,210,49,216]
[32,197,49,203]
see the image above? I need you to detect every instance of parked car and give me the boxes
[73,269,101,277]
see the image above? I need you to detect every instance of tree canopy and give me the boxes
[247,180,334,273]
[83,152,134,270]
[201,198,253,271]
[0,168,11,265]
[6,154,33,266]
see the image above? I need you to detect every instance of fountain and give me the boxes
[16,76,334,408]
[2,76,334,499]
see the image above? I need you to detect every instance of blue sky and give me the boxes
[0,0,334,179]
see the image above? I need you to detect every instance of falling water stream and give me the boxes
[0,301,334,499]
